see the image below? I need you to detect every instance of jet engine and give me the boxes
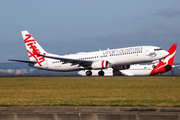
[91,60,109,69]
[113,65,130,70]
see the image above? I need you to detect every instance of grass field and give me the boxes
[0,77,180,107]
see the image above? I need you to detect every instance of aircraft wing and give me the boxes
[8,59,37,64]
[39,54,93,67]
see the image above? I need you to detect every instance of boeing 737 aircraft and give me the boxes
[78,44,177,76]
[9,31,169,76]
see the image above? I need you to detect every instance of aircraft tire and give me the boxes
[152,65,156,68]
[86,70,92,76]
[98,71,104,76]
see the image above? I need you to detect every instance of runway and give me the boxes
[0,106,180,120]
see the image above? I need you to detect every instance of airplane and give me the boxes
[78,44,177,76]
[8,30,169,76]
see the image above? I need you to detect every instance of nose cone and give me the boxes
[162,50,169,58]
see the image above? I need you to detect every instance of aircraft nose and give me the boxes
[162,50,169,57]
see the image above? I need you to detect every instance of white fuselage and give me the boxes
[78,64,155,76]
[120,64,153,76]
[30,46,168,72]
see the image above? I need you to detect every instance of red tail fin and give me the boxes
[162,44,177,66]
[150,44,177,75]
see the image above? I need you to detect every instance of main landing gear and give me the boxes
[86,70,105,76]
[86,70,92,76]
[98,70,104,76]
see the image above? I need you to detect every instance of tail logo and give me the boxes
[24,34,45,66]
[150,49,176,75]
[155,51,176,71]
[161,51,176,66]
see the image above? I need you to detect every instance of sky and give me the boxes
[0,0,180,63]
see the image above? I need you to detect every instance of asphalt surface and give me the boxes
[0,106,180,114]
[0,106,180,120]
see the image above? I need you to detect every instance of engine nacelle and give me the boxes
[113,65,130,70]
[91,60,109,69]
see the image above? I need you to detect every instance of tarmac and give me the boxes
[0,106,180,120]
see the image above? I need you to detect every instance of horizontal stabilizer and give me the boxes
[174,65,180,67]
[8,59,37,64]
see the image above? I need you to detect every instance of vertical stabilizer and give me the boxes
[165,44,177,66]
[22,30,47,66]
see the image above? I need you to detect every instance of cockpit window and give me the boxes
[154,48,162,51]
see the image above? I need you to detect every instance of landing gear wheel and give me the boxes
[86,70,92,76]
[152,65,156,68]
[98,71,105,76]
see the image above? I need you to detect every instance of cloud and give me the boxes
[153,8,180,18]
[0,69,35,75]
